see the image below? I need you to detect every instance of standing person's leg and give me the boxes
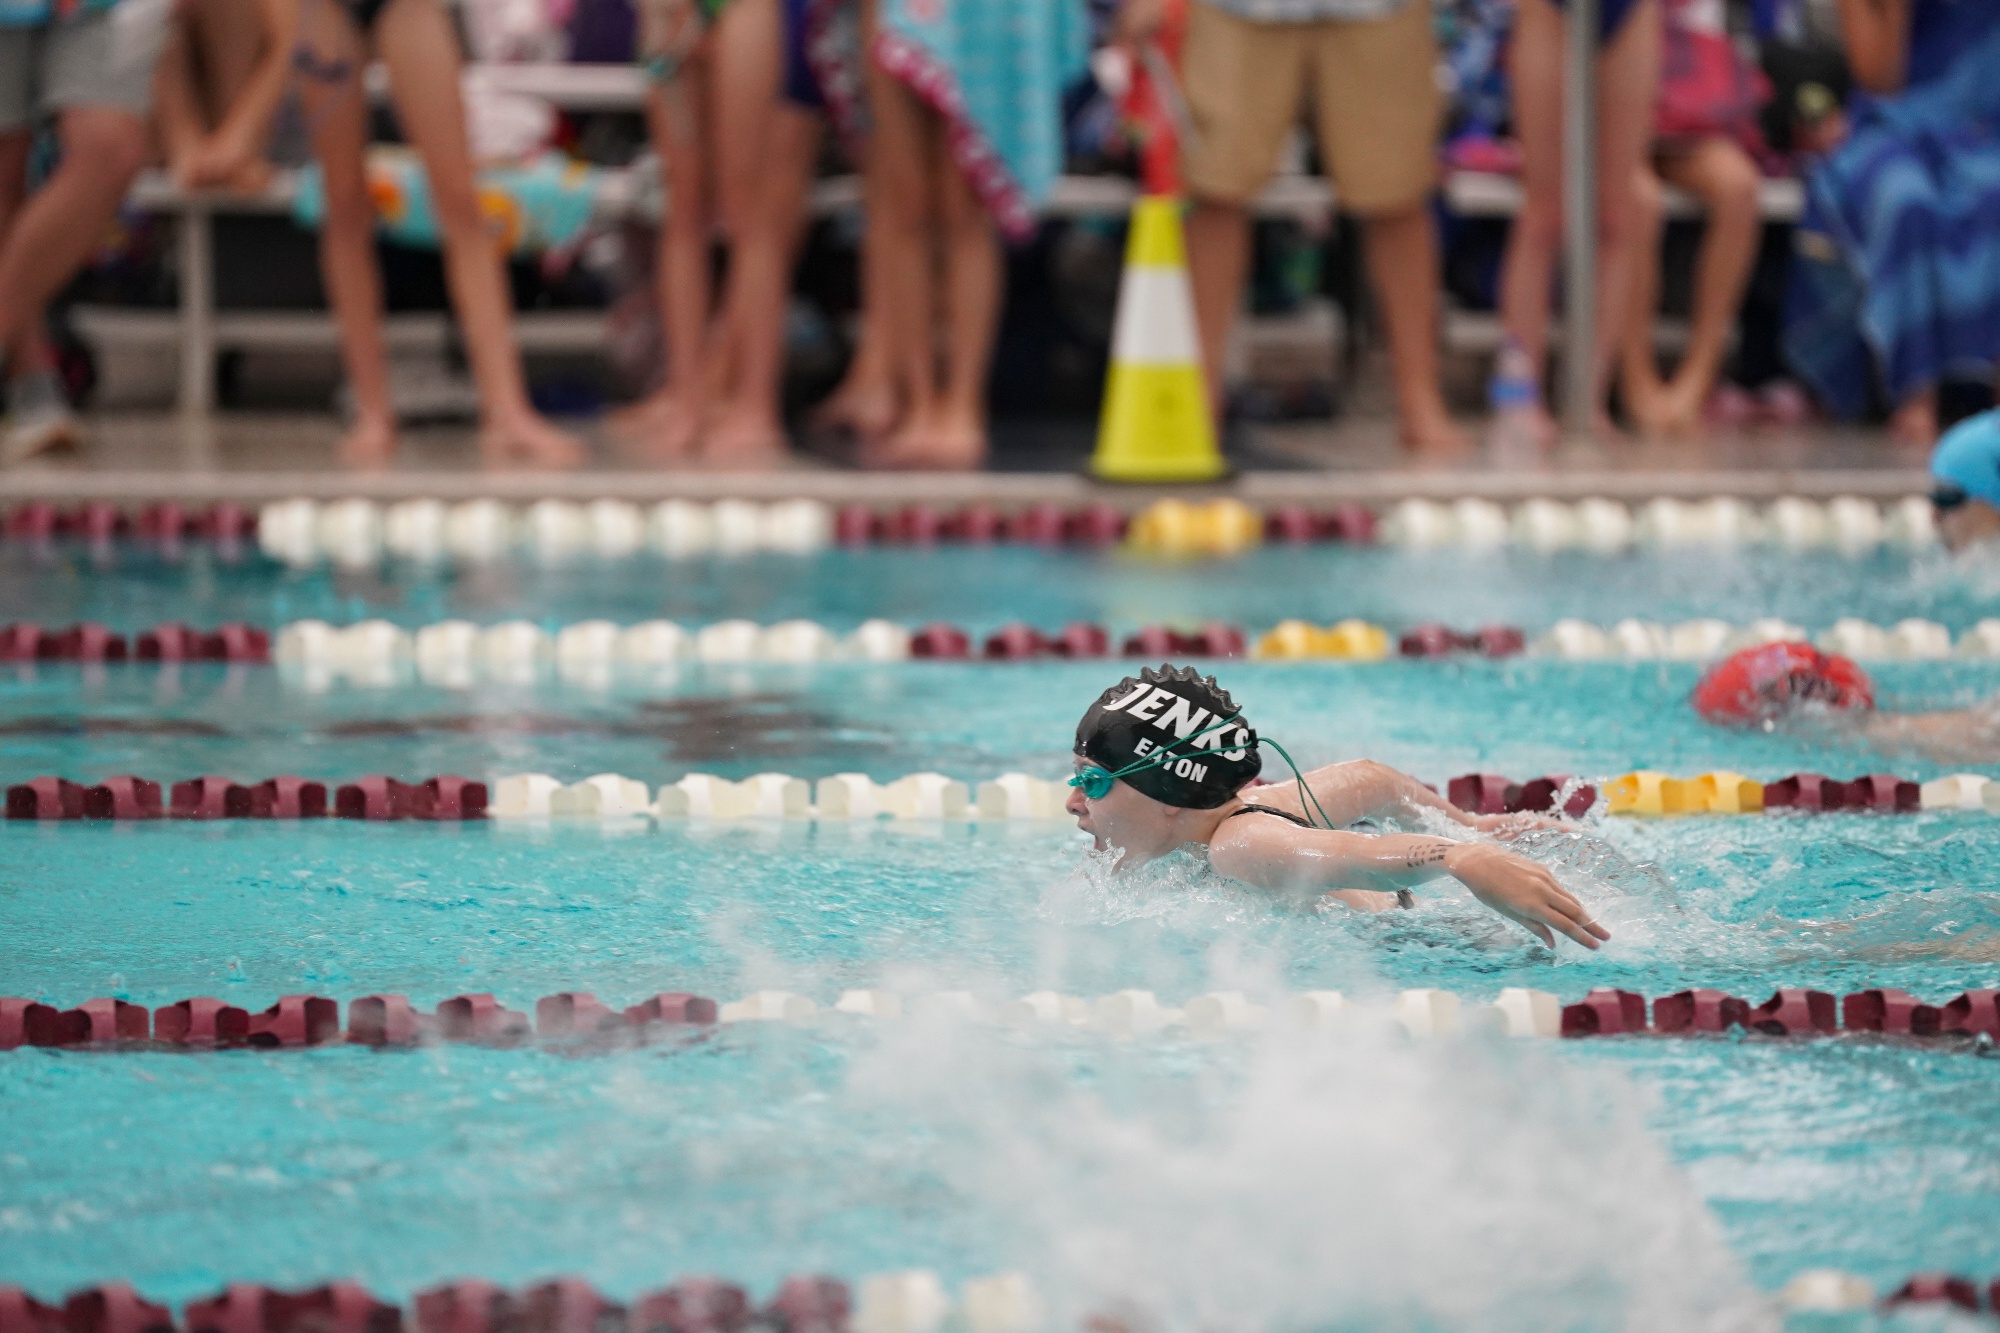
[871,137,998,468]
[811,0,899,442]
[858,60,943,464]
[1178,0,1307,424]
[1183,204,1251,422]
[1584,0,1661,418]
[709,101,818,460]
[1650,135,1760,430]
[1359,208,1466,448]
[1492,0,1565,445]
[1888,387,1938,446]
[702,0,793,463]
[610,69,715,456]
[296,0,398,465]
[154,17,211,179]
[0,104,150,379]
[0,111,152,355]
[179,0,277,191]
[0,127,42,377]
[1618,162,1671,431]
[0,12,160,462]
[1315,0,1465,450]
[0,122,76,461]
[373,0,583,467]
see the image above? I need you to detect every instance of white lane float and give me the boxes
[586,499,645,558]
[854,1272,951,1333]
[414,620,481,687]
[1957,619,2000,659]
[259,499,321,566]
[975,774,1069,820]
[477,620,550,683]
[523,499,589,562]
[835,989,904,1018]
[1485,987,1562,1037]
[548,773,653,820]
[385,499,449,562]
[718,990,818,1024]
[1451,497,1510,546]
[694,619,763,663]
[1392,987,1461,1037]
[1091,989,1182,1038]
[1510,498,1578,552]
[1183,990,1268,1037]
[760,619,839,663]
[1825,495,1884,552]
[445,499,516,562]
[1919,774,1992,812]
[317,498,384,568]
[997,991,1091,1028]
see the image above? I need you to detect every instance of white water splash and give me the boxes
[844,1012,1772,1332]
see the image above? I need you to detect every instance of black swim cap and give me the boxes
[1075,664,1261,809]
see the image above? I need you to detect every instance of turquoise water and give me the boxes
[4,544,2000,1329]
[6,541,2000,639]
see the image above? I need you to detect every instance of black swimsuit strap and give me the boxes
[1227,803,1316,829]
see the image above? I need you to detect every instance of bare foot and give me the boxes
[1398,401,1472,454]
[861,415,987,470]
[1485,403,1559,452]
[337,415,399,470]
[701,406,790,469]
[479,410,586,471]
[608,391,702,454]
[1625,381,1685,438]
[810,380,899,443]
[1652,378,1708,436]
[1888,392,1938,448]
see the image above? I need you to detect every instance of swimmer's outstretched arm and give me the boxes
[1251,760,1554,834]
[1851,707,2000,765]
[1208,817,1608,949]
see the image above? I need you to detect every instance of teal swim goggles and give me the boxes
[1070,711,1340,829]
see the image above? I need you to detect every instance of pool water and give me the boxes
[4,538,2000,1330]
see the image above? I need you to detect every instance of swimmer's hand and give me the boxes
[1443,844,1609,949]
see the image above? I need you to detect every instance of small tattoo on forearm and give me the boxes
[1404,844,1450,870]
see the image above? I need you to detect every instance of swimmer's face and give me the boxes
[1068,757,1184,867]
[1937,498,2000,554]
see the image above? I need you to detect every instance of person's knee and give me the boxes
[59,109,149,184]
[1630,169,1664,227]
[1706,150,1761,224]
[1514,190,1564,250]
[1595,179,1645,250]
[315,163,375,233]
[427,178,491,243]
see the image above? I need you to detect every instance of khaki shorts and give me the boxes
[0,2,170,133]
[1181,0,1442,216]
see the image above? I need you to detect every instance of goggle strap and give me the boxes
[1258,736,1339,831]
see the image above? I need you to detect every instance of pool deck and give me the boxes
[0,410,1932,503]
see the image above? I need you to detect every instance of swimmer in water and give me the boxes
[1066,665,1611,950]
[1693,637,2000,762]
[1931,408,2000,554]
[1688,412,2000,763]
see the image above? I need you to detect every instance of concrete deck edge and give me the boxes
[0,468,1932,505]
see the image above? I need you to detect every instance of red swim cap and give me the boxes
[1691,642,1875,725]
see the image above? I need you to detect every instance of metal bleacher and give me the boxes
[74,61,1807,414]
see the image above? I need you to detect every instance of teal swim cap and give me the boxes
[1932,409,2000,509]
